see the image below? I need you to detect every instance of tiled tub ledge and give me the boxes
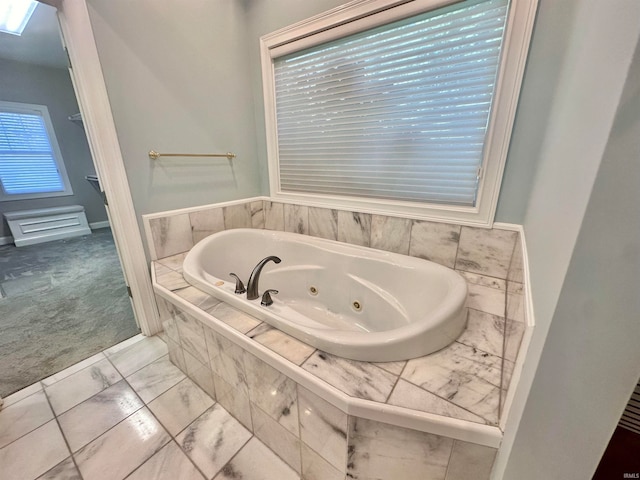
[150,254,518,479]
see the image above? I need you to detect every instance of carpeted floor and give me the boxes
[0,228,140,397]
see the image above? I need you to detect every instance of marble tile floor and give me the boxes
[0,334,299,480]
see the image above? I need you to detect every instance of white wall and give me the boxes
[496,1,640,478]
[86,0,262,222]
[82,0,555,232]
[493,1,580,224]
[0,57,107,238]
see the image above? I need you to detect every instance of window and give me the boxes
[0,101,73,201]
[261,0,537,226]
[0,0,38,36]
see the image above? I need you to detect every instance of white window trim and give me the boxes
[0,100,73,202]
[260,0,538,227]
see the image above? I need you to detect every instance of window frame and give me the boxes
[260,0,537,227]
[0,100,73,202]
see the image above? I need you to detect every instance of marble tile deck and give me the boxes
[153,250,520,427]
[0,335,299,480]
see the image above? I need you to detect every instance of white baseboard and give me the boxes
[90,220,111,230]
[0,235,14,246]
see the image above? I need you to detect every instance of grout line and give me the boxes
[294,383,304,476]
[105,345,169,380]
[383,366,404,404]
[60,380,145,455]
[1,383,43,410]
[400,374,493,425]
[498,233,520,421]
[251,403,302,473]
[114,359,212,480]
[41,384,86,480]
[457,308,506,359]
[452,224,463,269]
[125,377,209,480]
[0,385,52,452]
[443,438,457,480]
[41,352,107,388]
[210,435,254,480]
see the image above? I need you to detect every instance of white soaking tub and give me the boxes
[182,228,467,362]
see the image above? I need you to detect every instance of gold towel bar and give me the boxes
[148,150,236,160]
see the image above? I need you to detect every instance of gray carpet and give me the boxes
[0,228,140,397]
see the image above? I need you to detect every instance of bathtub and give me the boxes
[182,228,468,362]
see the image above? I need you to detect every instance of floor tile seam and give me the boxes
[0,385,54,451]
[107,349,170,382]
[53,370,150,456]
[155,400,237,480]
[209,435,255,480]
[0,416,55,453]
[393,376,491,426]
[120,438,205,480]
[132,372,215,480]
[170,398,220,443]
[41,353,108,388]
[47,373,127,417]
[144,377,215,438]
[41,385,85,480]
[44,359,126,415]
[0,381,44,411]
[123,355,185,397]
[66,375,174,479]
[118,435,173,480]
[61,380,148,454]
[103,334,148,358]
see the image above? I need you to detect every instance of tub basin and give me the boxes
[182,228,467,361]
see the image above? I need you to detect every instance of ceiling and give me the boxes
[0,2,68,69]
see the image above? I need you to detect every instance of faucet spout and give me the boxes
[246,255,281,300]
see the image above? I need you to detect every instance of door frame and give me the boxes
[53,0,160,335]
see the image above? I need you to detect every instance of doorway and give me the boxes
[0,0,158,397]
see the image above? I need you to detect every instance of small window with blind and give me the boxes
[0,101,73,202]
[261,0,537,226]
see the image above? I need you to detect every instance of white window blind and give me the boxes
[273,0,509,207]
[0,108,67,197]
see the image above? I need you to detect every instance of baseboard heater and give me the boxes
[4,205,91,247]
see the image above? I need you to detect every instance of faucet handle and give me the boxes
[229,273,246,294]
[261,289,278,307]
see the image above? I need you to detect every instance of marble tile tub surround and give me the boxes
[145,199,529,434]
[154,281,499,480]
[154,253,520,429]
[145,197,527,385]
[144,197,519,276]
